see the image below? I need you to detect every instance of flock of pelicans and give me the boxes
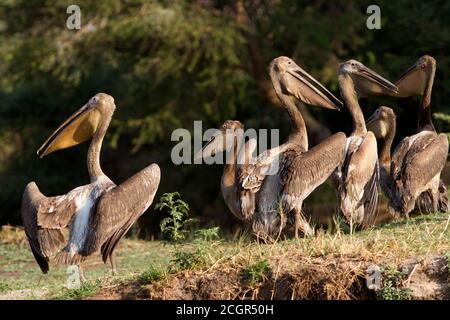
[21,55,448,279]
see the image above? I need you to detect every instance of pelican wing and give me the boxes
[280,132,347,212]
[391,136,414,180]
[82,164,161,261]
[340,132,379,226]
[398,133,448,196]
[21,182,94,273]
[392,131,438,181]
[236,138,258,220]
[239,144,290,193]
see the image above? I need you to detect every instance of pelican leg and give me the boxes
[110,252,118,276]
[431,189,440,213]
[78,264,86,283]
[293,207,314,238]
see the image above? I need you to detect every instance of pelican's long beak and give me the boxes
[356,65,398,95]
[195,129,226,160]
[37,102,101,158]
[396,61,420,84]
[287,65,343,111]
[394,60,428,97]
[366,110,380,126]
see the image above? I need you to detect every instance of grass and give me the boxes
[55,280,102,300]
[0,211,449,299]
[0,237,172,299]
[137,264,164,285]
[243,260,271,285]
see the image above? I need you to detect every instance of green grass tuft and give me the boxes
[0,281,10,293]
[243,260,271,285]
[170,250,206,271]
[137,265,164,284]
[55,280,102,300]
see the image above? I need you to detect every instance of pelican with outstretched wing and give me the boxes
[22,93,161,279]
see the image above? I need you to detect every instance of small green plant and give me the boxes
[244,259,271,285]
[378,267,411,300]
[56,280,101,300]
[169,227,222,272]
[137,264,164,284]
[170,250,205,271]
[156,192,193,242]
[0,281,9,293]
[195,227,220,242]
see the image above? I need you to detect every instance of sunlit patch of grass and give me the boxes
[0,281,9,293]
[243,260,271,285]
[137,264,164,284]
[1,211,449,299]
[55,280,102,300]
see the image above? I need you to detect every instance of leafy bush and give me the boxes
[156,192,194,242]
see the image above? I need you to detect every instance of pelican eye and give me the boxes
[90,96,99,104]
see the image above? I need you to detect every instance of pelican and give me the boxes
[335,60,398,230]
[22,93,161,279]
[197,120,257,223]
[379,55,448,216]
[366,106,448,215]
[241,56,347,240]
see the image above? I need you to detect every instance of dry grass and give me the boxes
[143,212,449,300]
[0,225,27,246]
[1,211,449,300]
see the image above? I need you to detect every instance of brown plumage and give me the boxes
[196,120,257,223]
[336,60,398,229]
[240,56,346,240]
[367,106,448,216]
[383,55,449,216]
[21,93,161,276]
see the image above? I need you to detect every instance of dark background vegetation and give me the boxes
[1,0,449,236]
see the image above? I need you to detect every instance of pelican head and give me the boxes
[37,93,116,158]
[339,59,398,97]
[366,106,396,139]
[395,55,436,97]
[270,56,343,110]
[196,120,244,160]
